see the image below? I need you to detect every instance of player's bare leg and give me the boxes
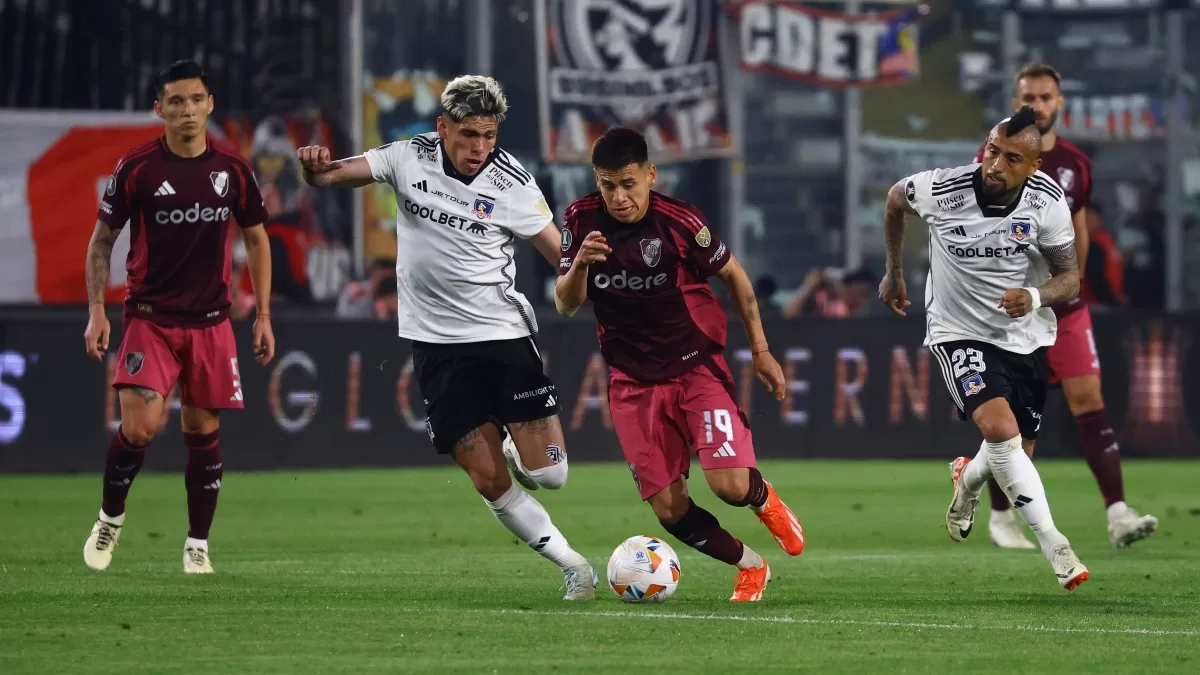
[963,398,1088,590]
[649,477,769,602]
[705,467,804,556]
[502,415,568,491]
[84,386,164,571]
[1061,374,1157,547]
[180,406,222,574]
[454,423,594,599]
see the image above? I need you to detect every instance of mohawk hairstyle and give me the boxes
[440,75,508,123]
[1003,106,1040,137]
[590,127,649,171]
[1014,62,1062,93]
[155,59,208,99]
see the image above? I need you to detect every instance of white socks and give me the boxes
[1106,501,1130,522]
[735,545,764,571]
[184,536,208,551]
[485,484,587,570]
[986,435,1069,555]
[99,508,125,527]
[961,441,992,494]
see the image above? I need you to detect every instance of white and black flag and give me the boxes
[535,0,735,163]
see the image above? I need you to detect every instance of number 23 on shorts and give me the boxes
[951,348,986,378]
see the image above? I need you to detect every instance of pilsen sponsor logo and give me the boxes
[730,1,926,87]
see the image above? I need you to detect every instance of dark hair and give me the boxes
[1014,62,1062,93]
[1004,106,1039,137]
[155,60,208,99]
[376,275,398,296]
[591,127,649,171]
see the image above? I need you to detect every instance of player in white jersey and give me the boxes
[296,75,596,599]
[878,106,1089,590]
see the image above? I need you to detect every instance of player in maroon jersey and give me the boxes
[972,63,1157,549]
[556,127,803,603]
[81,60,275,574]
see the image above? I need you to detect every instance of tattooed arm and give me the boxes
[716,255,786,400]
[83,220,121,360]
[999,242,1080,318]
[716,255,768,353]
[879,179,918,316]
[86,221,120,306]
[1037,242,1081,305]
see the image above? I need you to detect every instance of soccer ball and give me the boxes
[607,535,681,604]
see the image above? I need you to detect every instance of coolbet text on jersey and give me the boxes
[363,132,554,344]
[905,163,1075,354]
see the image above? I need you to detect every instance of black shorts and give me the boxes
[411,337,560,454]
[929,340,1048,440]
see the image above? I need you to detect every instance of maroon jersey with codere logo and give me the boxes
[98,136,268,328]
[559,191,732,382]
[974,137,1092,316]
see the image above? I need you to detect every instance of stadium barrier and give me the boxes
[0,311,1197,473]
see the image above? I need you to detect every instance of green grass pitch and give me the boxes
[2,459,1198,674]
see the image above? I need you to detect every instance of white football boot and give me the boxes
[1107,503,1159,548]
[83,511,124,571]
[561,562,597,600]
[183,539,214,574]
[1049,544,1089,590]
[501,430,540,491]
[945,457,979,542]
[989,508,1037,550]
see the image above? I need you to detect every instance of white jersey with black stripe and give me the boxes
[363,133,554,343]
[902,163,1075,354]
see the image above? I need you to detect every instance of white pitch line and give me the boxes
[428,608,1199,638]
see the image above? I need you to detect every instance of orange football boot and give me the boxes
[730,561,771,602]
[756,482,805,556]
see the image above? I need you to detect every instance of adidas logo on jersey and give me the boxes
[412,180,428,192]
[545,394,557,408]
[712,442,737,458]
[154,181,177,196]
[949,226,967,237]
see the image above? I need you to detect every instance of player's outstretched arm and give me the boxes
[716,255,786,400]
[83,221,120,360]
[297,146,376,189]
[878,179,917,316]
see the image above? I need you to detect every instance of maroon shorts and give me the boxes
[608,354,757,500]
[112,317,244,409]
[1046,307,1101,385]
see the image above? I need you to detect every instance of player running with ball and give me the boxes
[298,75,597,600]
[557,127,805,603]
[880,107,1088,590]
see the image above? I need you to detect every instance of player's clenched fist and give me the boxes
[999,288,1035,318]
[297,145,334,174]
[573,231,611,266]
